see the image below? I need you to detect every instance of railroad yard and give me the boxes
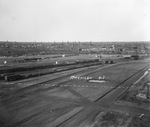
[0,0,150,125]
[0,53,150,127]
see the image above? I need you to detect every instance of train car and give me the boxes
[4,74,25,81]
[130,55,139,60]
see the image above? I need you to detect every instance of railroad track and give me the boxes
[94,64,149,102]
[1,61,149,127]
[0,64,102,93]
[1,61,130,103]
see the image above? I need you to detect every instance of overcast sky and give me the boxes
[0,0,150,42]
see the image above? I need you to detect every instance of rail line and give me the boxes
[94,64,149,102]
[2,61,128,103]
[0,64,104,99]
[2,61,149,127]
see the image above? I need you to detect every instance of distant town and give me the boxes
[0,41,150,57]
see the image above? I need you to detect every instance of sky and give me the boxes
[0,0,150,42]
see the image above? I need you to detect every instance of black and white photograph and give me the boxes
[0,0,150,127]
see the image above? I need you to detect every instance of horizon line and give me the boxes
[0,41,150,43]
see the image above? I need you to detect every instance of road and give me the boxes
[0,59,149,127]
